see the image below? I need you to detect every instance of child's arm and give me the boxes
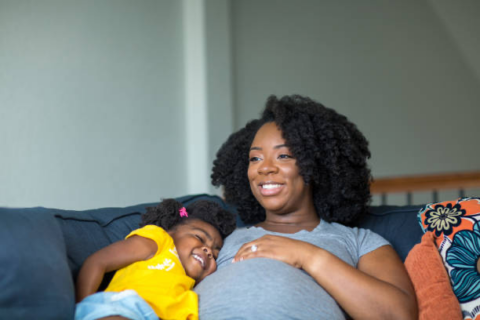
[75,235,158,302]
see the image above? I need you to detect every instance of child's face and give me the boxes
[169,219,223,283]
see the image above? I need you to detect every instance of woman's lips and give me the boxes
[259,183,284,196]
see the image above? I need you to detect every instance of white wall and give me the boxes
[231,0,480,182]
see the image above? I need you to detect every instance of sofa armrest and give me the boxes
[0,208,75,319]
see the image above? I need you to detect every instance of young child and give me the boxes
[75,198,236,320]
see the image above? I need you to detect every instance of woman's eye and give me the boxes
[249,156,260,162]
[278,154,293,159]
[195,235,205,243]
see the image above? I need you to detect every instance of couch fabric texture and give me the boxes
[0,194,424,319]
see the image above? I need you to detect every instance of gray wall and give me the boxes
[0,0,186,209]
[232,0,480,177]
[1,0,479,209]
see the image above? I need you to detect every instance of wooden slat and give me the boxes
[370,171,480,194]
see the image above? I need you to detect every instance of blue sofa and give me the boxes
[0,194,424,319]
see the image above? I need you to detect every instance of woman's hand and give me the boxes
[232,235,317,269]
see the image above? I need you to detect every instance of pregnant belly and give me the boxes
[194,258,346,320]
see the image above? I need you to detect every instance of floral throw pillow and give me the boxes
[418,197,480,320]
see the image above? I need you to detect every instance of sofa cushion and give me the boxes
[405,232,462,320]
[418,197,480,320]
[53,206,147,281]
[358,205,424,262]
[0,208,74,319]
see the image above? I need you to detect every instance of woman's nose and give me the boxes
[258,158,278,175]
[203,247,213,259]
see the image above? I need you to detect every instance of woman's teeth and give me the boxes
[262,184,281,189]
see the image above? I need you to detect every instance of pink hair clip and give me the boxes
[179,207,188,218]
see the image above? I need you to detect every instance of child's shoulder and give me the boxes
[137,224,166,232]
[127,225,170,242]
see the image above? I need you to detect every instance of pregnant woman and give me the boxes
[194,94,417,319]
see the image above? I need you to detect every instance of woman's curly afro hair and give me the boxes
[140,198,236,239]
[211,94,371,226]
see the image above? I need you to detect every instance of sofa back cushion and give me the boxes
[0,208,75,319]
[358,205,424,261]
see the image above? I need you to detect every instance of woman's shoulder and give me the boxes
[317,220,358,235]
[316,220,390,260]
[320,220,373,235]
[318,220,389,246]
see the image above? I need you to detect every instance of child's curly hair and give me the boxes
[211,94,372,226]
[140,198,236,239]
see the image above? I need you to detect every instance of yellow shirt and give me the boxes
[105,225,198,320]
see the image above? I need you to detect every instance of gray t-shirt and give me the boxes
[194,220,389,319]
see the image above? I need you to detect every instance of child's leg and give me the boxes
[75,290,158,320]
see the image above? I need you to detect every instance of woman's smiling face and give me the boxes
[247,122,313,216]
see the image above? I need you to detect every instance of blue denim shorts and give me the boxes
[75,290,158,320]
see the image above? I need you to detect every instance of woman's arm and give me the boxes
[75,235,158,302]
[233,235,417,320]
